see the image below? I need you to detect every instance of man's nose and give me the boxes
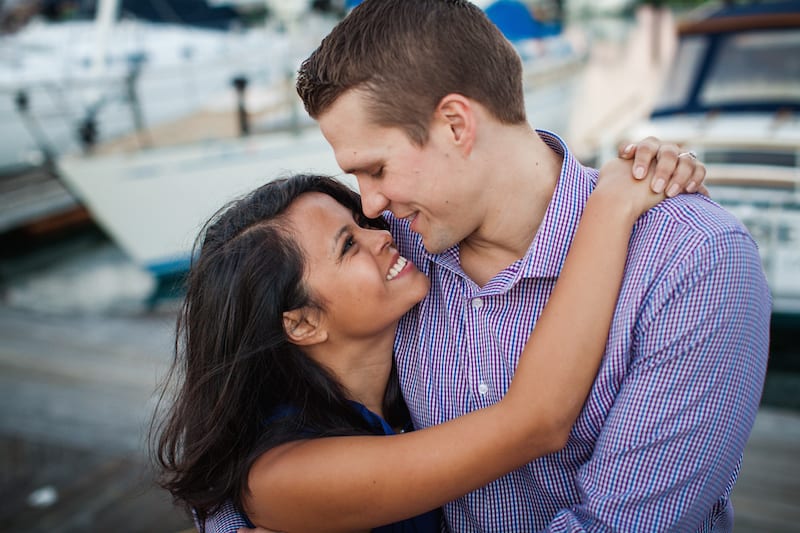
[357,178,390,218]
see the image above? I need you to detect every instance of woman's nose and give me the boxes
[366,228,393,254]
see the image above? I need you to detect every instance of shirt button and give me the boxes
[478,383,489,395]
[472,297,484,309]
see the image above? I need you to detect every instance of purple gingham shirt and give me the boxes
[198,501,251,533]
[389,131,771,532]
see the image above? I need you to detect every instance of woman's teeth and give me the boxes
[386,256,408,280]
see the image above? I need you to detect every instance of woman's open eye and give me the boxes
[342,235,356,255]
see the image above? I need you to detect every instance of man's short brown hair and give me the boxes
[296,0,527,145]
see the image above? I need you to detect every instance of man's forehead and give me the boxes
[319,120,371,166]
[319,89,370,126]
[321,125,382,174]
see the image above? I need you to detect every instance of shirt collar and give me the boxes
[520,130,596,279]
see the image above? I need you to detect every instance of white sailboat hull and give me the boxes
[58,128,352,276]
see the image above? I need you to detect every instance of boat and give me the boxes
[0,0,335,238]
[602,0,800,315]
[0,1,304,172]
[56,1,588,284]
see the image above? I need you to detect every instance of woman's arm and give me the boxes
[245,160,666,532]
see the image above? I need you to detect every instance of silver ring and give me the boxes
[678,151,697,160]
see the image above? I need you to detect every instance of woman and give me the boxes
[153,159,696,532]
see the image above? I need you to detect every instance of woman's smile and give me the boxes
[386,255,409,281]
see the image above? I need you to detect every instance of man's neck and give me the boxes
[459,129,562,287]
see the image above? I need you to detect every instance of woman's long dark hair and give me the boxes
[151,174,409,524]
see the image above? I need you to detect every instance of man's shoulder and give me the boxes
[624,194,762,296]
[637,194,752,247]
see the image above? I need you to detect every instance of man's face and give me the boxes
[318,89,482,254]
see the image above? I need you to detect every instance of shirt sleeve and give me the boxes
[547,230,771,531]
[201,499,254,533]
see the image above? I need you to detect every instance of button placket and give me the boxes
[469,295,491,400]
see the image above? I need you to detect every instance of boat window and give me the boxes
[704,149,798,168]
[654,35,708,110]
[700,29,800,106]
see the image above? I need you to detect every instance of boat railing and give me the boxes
[0,55,296,164]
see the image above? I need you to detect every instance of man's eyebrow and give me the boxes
[341,158,379,176]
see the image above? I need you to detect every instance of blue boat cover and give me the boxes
[345,0,561,41]
[484,0,560,41]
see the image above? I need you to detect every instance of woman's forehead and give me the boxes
[287,192,352,222]
[285,194,355,255]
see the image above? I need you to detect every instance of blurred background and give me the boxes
[0,0,797,531]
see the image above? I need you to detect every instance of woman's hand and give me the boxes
[619,137,708,197]
[594,158,665,222]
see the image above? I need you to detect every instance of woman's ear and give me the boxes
[435,93,476,156]
[282,308,328,346]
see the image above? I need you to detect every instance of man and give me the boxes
[293,0,770,531]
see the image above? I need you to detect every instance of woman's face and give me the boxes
[285,192,430,341]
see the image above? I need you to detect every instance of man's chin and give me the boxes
[420,235,451,255]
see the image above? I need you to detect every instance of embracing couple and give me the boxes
[152,1,771,531]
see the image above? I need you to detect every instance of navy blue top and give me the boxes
[202,403,441,533]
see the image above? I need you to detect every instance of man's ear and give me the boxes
[435,93,476,155]
[282,308,328,346]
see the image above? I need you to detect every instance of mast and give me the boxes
[78,0,120,151]
[91,0,120,81]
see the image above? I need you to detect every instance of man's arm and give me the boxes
[546,229,770,531]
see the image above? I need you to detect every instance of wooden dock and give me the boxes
[0,435,191,532]
[0,302,193,532]
[0,164,89,237]
[0,300,797,532]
